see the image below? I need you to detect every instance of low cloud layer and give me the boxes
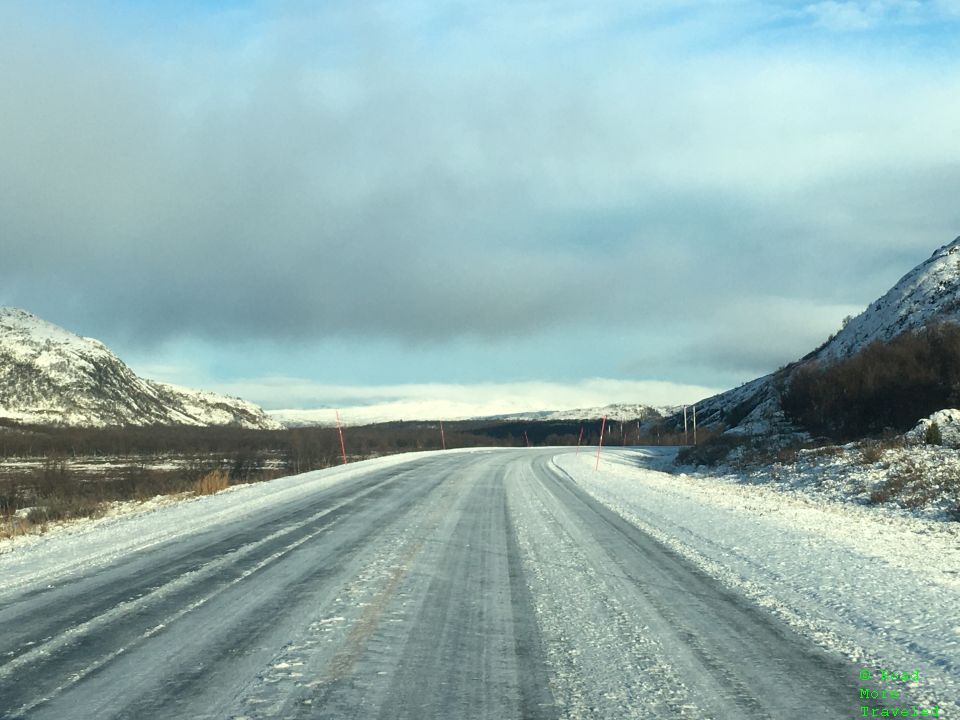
[3,1,959,398]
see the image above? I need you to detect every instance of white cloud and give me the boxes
[801,0,935,30]
[684,296,867,373]
[803,1,885,30]
[211,377,721,420]
[3,1,960,394]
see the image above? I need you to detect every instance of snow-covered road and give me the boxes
[1,448,955,718]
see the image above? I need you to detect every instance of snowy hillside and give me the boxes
[492,403,668,423]
[817,236,960,361]
[686,236,960,439]
[0,307,280,429]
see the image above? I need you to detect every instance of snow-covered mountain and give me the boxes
[0,307,281,429]
[271,402,667,428]
[488,403,669,423]
[815,237,960,362]
[687,236,960,439]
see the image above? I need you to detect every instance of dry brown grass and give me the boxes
[193,469,230,496]
[0,516,35,540]
[868,458,949,509]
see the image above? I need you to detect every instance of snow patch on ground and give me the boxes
[715,440,960,522]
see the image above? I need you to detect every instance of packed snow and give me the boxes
[562,447,960,716]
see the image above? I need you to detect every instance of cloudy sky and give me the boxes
[2,1,959,418]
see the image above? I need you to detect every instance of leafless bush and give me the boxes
[868,458,943,508]
[860,442,884,464]
[807,445,844,459]
[783,322,960,440]
[0,482,19,518]
[776,447,799,464]
[27,494,103,524]
[869,472,911,505]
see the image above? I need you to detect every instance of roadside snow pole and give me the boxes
[683,405,689,445]
[336,410,348,465]
[693,404,698,445]
[576,425,584,455]
[524,430,531,448]
[595,416,607,471]
[440,420,446,450]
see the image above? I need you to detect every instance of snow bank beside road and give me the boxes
[556,448,960,715]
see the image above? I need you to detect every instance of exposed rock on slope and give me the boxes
[0,307,280,429]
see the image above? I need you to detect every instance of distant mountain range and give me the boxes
[683,236,960,440]
[487,404,669,423]
[0,307,280,429]
[270,403,667,428]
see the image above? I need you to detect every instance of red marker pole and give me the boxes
[595,416,607,471]
[576,425,584,455]
[440,420,446,450]
[335,410,348,465]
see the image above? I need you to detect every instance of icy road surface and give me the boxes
[1,448,954,719]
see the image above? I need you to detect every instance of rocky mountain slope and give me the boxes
[817,238,960,361]
[485,404,668,423]
[684,236,960,440]
[0,307,280,429]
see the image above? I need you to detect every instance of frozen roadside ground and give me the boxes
[728,441,960,522]
[555,447,960,716]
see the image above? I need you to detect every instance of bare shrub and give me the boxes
[676,434,751,466]
[869,473,911,505]
[193,469,230,496]
[26,494,103,524]
[776,447,799,464]
[808,445,844,459]
[868,459,940,508]
[0,482,19,518]
[860,442,884,464]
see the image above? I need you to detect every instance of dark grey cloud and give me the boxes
[2,0,959,387]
